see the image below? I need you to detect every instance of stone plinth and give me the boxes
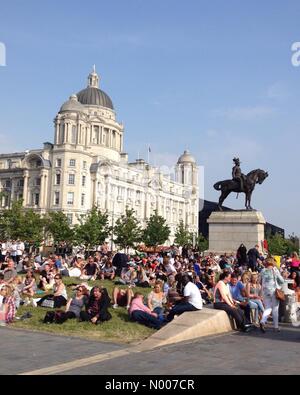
[207,210,266,253]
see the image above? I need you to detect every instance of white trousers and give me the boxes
[260,294,279,328]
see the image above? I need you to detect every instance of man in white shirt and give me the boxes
[16,239,25,264]
[167,275,203,322]
[0,241,8,264]
[10,240,17,264]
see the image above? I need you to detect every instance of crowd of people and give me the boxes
[0,239,299,333]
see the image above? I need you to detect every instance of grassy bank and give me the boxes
[11,277,155,344]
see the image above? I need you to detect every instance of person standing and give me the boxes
[247,245,261,272]
[237,244,247,267]
[259,257,284,333]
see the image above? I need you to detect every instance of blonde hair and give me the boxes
[15,276,23,284]
[241,272,250,283]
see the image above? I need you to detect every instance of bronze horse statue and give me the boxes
[214,169,269,210]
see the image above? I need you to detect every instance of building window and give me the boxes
[56,158,62,167]
[81,193,85,206]
[34,193,39,206]
[3,195,9,207]
[69,159,76,167]
[67,192,74,205]
[55,173,61,185]
[93,125,100,144]
[54,192,60,205]
[83,161,87,170]
[17,179,24,187]
[68,174,75,185]
[5,179,11,188]
[35,177,41,186]
[66,213,73,225]
[82,175,86,187]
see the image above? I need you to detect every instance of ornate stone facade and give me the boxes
[0,68,199,243]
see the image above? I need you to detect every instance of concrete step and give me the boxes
[137,307,233,351]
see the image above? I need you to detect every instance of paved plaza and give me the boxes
[0,324,299,375]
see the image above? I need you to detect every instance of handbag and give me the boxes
[40,298,55,308]
[273,270,285,301]
[275,288,285,301]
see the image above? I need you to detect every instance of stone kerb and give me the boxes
[137,307,233,351]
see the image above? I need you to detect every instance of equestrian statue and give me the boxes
[214,157,268,210]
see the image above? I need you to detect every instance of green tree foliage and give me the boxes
[174,220,192,246]
[0,200,45,246]
[143,210,170,248]
[21,209,45,247]
[75,206,110,249]
[196,233,208,252]
[267,233,298,256]
[45,211,75,245]
[113,208,142,251]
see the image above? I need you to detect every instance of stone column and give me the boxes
[10,177,15,206]
[42,173,48,208]
[23,170,29,206]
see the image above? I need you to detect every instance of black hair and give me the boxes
[219,272,231,281]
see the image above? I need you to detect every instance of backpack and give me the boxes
[43,311,55,324]
[54,310,66,324]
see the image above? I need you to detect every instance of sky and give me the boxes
[0,0,299,236]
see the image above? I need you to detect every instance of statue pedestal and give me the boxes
[207,211,266,254]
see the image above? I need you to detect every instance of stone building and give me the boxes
[0,67,199,243]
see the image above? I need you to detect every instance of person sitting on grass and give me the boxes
[100,260,115,281]
[38,264,55,291]
[22,270,37,306]
[80,256,99,281]
[112,286,134,309]
[37,273,68,308]
[129,292,163,330]
[116,263,137,286]
[0,285,16,325]
[80,286,112,325]
[135,265,150,288]
[147,281,167,322]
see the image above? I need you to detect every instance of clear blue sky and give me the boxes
[0,0,299,236]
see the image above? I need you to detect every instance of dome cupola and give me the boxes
[76,66,114,109]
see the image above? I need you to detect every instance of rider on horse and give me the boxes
[232,157,246,191]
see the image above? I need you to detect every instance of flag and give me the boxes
[148,146,151,153]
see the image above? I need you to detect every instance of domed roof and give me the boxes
[177,150,196,164]
[76,87,114,109]
[59,94,85,113]
[76,66,114,109]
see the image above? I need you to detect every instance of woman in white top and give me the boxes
[259,257,284,333]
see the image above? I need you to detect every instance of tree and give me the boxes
[75,207,110,250]
[174,220,192,246]
[267,233,297,256]
[143,210,170,249]
[196,233,208,253]
[21,209,45,247]
[113,208,142,251]
[0,199,23,240]
[45,211,75,245]
[0,200,45,246]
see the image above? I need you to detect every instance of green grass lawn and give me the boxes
[12,277,155,344]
